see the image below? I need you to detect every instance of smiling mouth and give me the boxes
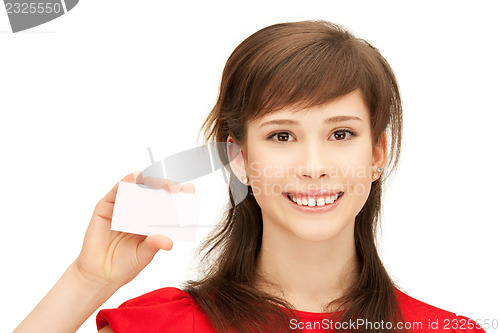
[284,192,344,207]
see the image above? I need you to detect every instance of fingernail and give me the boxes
[167,181,181,192]
[133,170,143,184]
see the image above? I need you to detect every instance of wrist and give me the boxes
[66,261,120,298]
[14,262,120,333]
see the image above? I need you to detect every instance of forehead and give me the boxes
[251,89,369,126]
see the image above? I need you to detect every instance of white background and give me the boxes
[1,1,499,332]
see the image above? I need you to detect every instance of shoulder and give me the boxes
[96,287,215,333]
[395,288,486,333]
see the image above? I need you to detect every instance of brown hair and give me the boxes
[183,20,408,333]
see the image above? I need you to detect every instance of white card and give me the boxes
[111,181,203,242]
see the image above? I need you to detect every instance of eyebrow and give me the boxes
[259,115,363,128]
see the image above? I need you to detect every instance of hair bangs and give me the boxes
[249,38,367,120]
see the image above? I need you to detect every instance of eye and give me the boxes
[331,129,355,141]
[266,129,356,143]
[267,131,295,143]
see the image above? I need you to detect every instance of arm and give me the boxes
[14,172,192,333]
[14,262,118,333]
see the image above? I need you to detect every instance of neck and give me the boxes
[254,219,359,313]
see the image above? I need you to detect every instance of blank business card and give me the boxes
[111,181,203,242]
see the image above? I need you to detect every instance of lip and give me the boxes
[282,192,344,214]
[285,189,343,199]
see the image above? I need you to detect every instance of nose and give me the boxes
[298,144,330,179]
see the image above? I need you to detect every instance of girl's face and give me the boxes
[231,89,386,243]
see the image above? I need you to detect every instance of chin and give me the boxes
[287,219,350,243]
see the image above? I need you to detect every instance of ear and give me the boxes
[372,132,388,175]
[226,136,248,185]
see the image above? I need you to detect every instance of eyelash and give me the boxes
[266,129,356,143]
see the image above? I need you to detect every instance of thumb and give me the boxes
[136,234,174,266]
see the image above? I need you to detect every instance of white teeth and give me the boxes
[288,193,342,207]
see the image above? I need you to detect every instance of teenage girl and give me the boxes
[15,20,486,333]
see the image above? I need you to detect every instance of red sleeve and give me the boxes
[452,315,487,333]
[96,287,197,333]
[395,288,488,333]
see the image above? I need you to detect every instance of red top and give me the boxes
[96,287,486,332]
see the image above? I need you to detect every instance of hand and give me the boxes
[72,171,195,289]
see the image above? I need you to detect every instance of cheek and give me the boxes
[340,151,373,200]
[245,152,287,198]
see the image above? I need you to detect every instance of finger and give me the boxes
[145,234,173,251]
[181,183,195,193]
[141,177,182,192]
[142,176,166,189]
[136,234,174,266]
[135,171,144,184]
[101,171,141,204]
[165,179,181,193]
